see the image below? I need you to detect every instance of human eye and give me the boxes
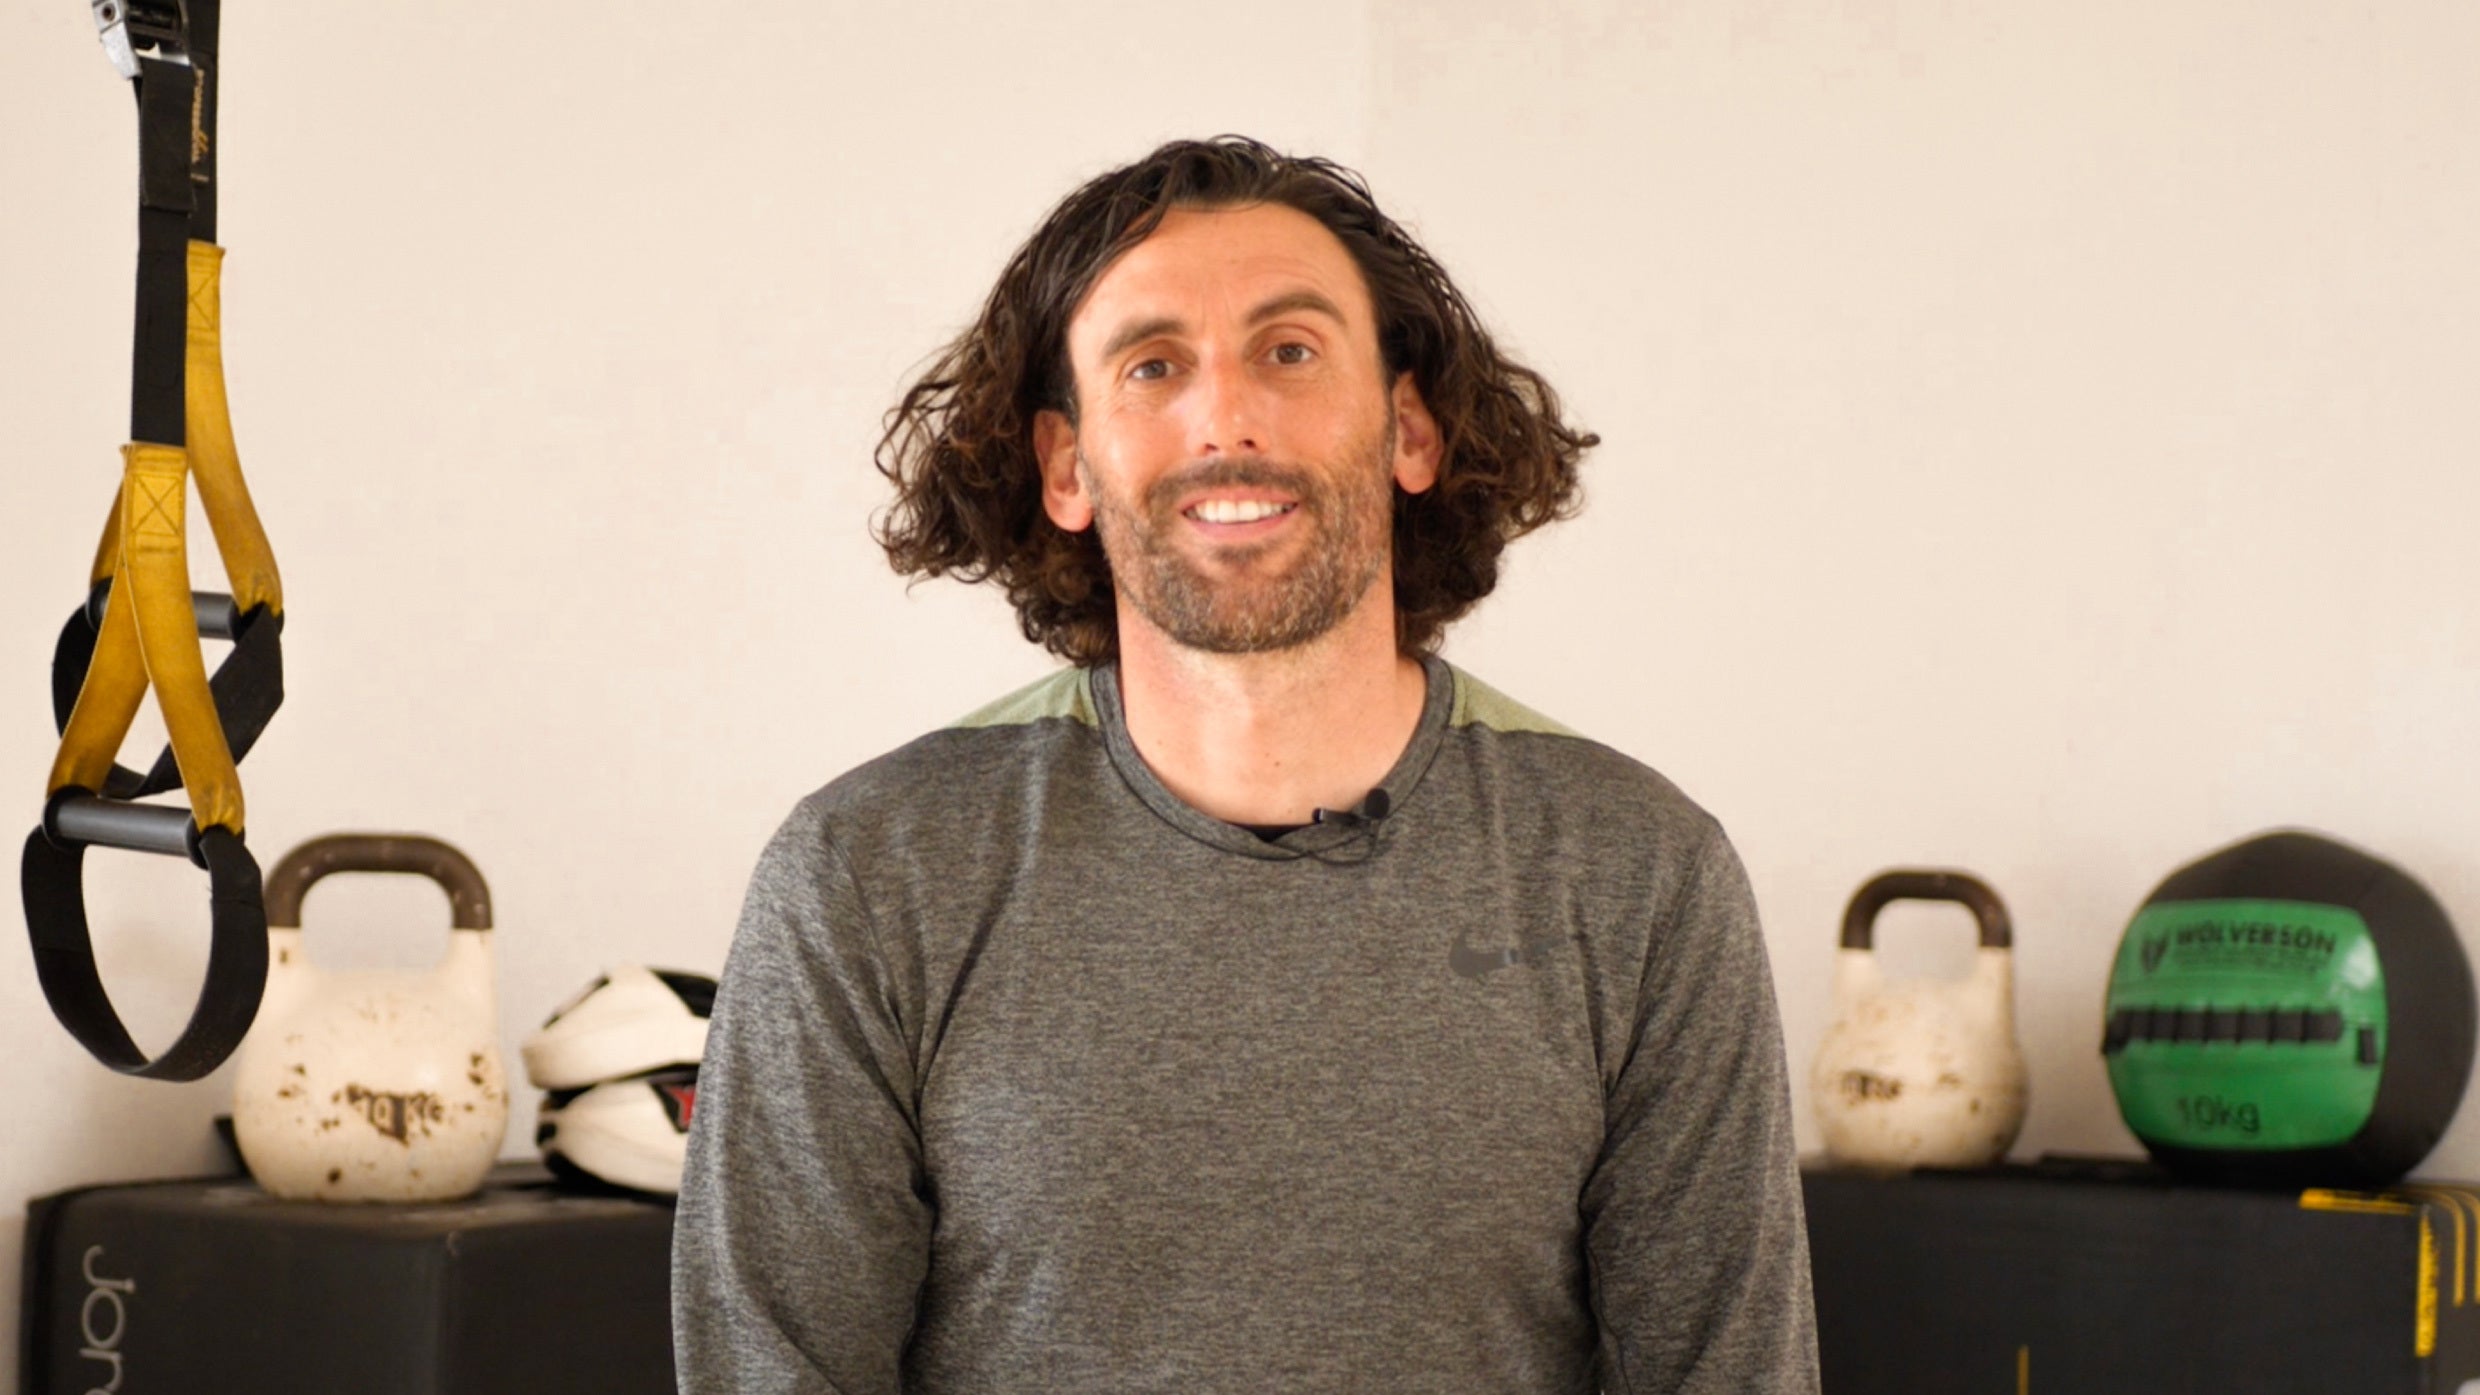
[1268,340,1317,367]
[1126,357,1173,383]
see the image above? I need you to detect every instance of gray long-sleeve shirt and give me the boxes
[674,659,1818,1393]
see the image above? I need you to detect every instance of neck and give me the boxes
[1114,592,1430,827]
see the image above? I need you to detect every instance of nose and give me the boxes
[1187,354,1263,458]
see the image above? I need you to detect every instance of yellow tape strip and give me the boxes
[2309,1184,2480,1359]
[2419,1216,2439,1357]
[2299,1190,2418,1217]
[2401,1186,2480,1306]
[2446,1187,2477,1301]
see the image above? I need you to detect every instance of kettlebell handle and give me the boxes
[1841,870,2010,950]
[263,834,492,931]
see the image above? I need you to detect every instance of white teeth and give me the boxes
[1189,499,1294,524]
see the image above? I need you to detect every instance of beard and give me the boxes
[1084,415,1397,655]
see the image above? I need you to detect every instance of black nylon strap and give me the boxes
[130,56,192,447]
[50,591,287,798]
[190,0,220,243]
[132,56,191,214]
[51,589,285,801]
[47,582,109,745]
[21,821,267,1081]
[140,601,282,793]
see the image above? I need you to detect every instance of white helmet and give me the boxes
[522,966,714,1090]
[536,1068,697,1195]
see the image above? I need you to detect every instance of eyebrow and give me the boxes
[1093,290,1352,367]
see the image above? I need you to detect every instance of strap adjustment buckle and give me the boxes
[92,0,187,80]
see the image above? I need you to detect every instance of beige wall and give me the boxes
[3,0,2478,1379]
[1363,0,2480,1170]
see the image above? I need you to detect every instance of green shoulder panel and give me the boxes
[947,667,1099,730]
[1448,666,1580,737]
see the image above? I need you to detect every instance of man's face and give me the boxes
[1034,203,1439,655]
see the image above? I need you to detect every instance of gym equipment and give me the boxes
[231,835,508,1202]
[537,1068,699,1196]
[26,1171,679,1394]
[522,965,715,1090]
[1806,1161,2480,1394]
[523,966,713,1195]
[1812,870,2028,1170]
[2104,829,2475,1188]
[22,0,287,1081]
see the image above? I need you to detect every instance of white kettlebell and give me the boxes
[1811,870,2028,1170]
[232,834,509,1202]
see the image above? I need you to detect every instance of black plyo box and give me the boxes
[21,1165,675,1395]
[1804,1158,2480,1394]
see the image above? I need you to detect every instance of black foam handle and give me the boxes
[46,792,199,864]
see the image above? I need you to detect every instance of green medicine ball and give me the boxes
[2102,830,2475,1188]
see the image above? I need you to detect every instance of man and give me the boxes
[674,136,1818,1394]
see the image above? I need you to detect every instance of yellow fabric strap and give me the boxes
[84,494,119,589]
[183,242,281,616]
[51,516,151,795]
[48,445,245,833]
[80,242,283,615]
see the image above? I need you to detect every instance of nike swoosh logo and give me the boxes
[1450,932,1564,978]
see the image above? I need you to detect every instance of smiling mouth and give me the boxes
[1183,499,1298,524]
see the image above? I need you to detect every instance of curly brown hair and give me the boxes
[872,135,1597,665]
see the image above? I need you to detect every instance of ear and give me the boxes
[1388,372,1442,495]
[1034,409,1094,532]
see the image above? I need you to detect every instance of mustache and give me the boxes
[1141,456,1318,513]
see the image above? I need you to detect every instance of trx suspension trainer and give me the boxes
[22,0,286,1080]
